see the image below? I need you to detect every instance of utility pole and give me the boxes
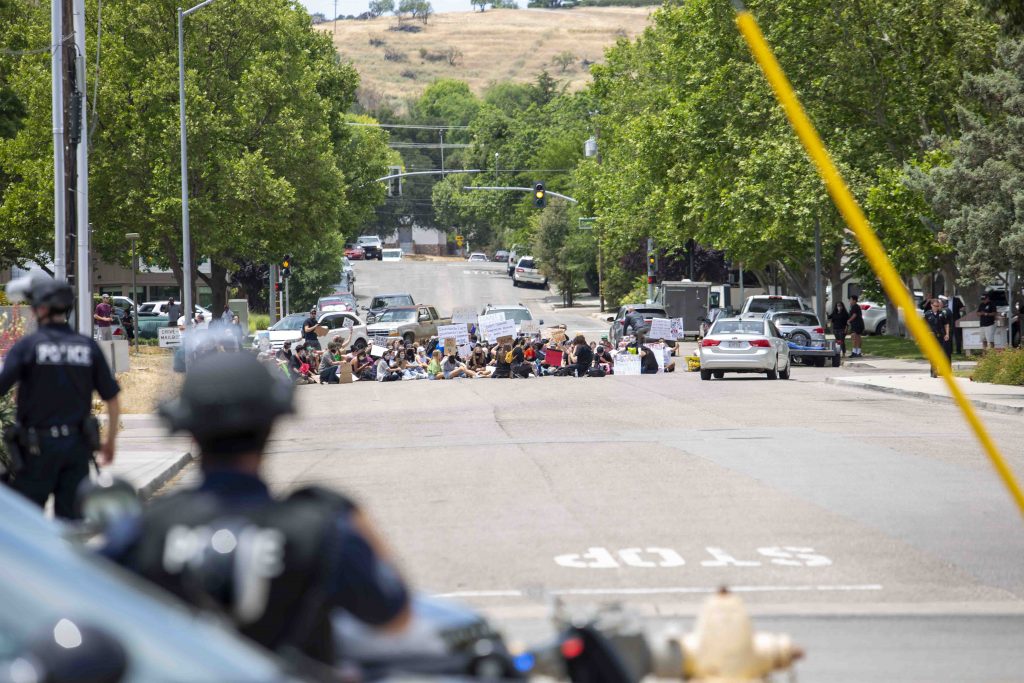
[73,0,91,332]
[51,0,67,283]
[814,215,825,326]
[269,264,278,325]
[284,276,290,317]
[439,129,445,173]
[646,237,656,303]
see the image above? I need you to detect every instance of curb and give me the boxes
[825,377,1024,415]
[135,451,195,501]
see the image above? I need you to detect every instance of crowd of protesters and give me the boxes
[259,325,676,385]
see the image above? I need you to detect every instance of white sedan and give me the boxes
[698,317,791,380]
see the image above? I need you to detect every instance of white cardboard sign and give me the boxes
[477,312,507,329]
[670,318,685,340]
[615,354,641,376]
[648,318,673,341]
[483,319,517,341]
[451,307,478,325]
[437,324,470,346]
[158,327,181,348]
[520,320,541,335]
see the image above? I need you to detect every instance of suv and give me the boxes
[765,310,839,367]
[357,235,383,260]
[607,305,668,345]
[480,304,542,329]
[364,293,415,323]
[739,295,812,315]
[512,256,547,288]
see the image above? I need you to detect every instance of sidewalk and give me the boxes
[104,414,194,499]
[827,357,1024,415]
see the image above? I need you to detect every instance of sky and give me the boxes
[298,0,524,17]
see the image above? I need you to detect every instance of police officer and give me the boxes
[102,351,409,668]
[0,274,120,518]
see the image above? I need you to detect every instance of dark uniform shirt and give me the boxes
[102,470,408,663]
[0,323,119,427]
[978,301,998,327]
[924,308,951,340]
[302,316,319,343]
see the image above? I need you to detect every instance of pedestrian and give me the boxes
[93,294,114,341]
[622,306,645,338]
[828,300,850,356]
[847,295,865,357]
[102,352,410,665]
[951,295,964,354]
[302,308,322,351]
[0,274,121,518]
[924,296,952,377]
[977,292,998,351]
[166,297,181,327]
[352,348,376,381]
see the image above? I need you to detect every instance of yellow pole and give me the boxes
[732,6,1024,519]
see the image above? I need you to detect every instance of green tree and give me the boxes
[369,0,395,17]
[552,50,576,73]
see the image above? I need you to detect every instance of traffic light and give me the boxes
[281,255,291,279]
[532,182,546,209]
[274,282,282,292]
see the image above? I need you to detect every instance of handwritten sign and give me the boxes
[444,338,457,356]
[158,327,181,348]
[478,311,506,329]
[484,319,517,341]
[670,318,685,340]
[451,306,478,325]
[369,345,386,358]
[371,336,393,348]
[458,343,473,358]
[615,354,641,376]
[648,318,673,341]
[437,324,470,346]
[648,342,666,371]
[520,320,541,335]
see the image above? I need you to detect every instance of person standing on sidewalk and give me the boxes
[924,297,952,377]
[166,298,181,327]
[93,294,114,341]
[302,308,322,352]
[0,274,120,518]
[847,295,865,357]
[828,300,850,356]
[977,292,998,350]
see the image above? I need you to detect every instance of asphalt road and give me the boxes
[197,259,1024,681]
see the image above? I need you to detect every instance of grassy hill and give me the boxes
[319,7,653,111]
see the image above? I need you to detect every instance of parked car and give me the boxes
[512,255,547,288]
[765,310,839,367]
[381,248,403,261]
[253,311,368,351]
[0,486,302,683]
[699,317,792,380]
[468,252,489,263]
[94,314,129,342]
[136,315,171,339]
[366,305,450,345]
[494,250,509,263]
[480,304,542,330]
[607,305,668,346]
[365,293,415,323]
[137,300,212,321]
[357,235,384,260]
[345,244,366,260]
[328,291,358,311]
[856,300,888,335]
[317,295,355,314]
[739,295,811,315]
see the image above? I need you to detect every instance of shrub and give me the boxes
[384,48,408,62]
[249,313,270,333]
[369,36,387,47]
[972,348,1024,386]
[400,69,417,79]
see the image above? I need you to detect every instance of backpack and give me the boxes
[505,350,514,363]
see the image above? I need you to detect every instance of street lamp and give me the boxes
[178,0,220,330]
[125,233,140,355]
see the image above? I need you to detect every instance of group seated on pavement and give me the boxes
[258,325,675,385]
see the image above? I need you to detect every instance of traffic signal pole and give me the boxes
[269,264,278,325]
[647,237,656,303]
[284,277,290,317]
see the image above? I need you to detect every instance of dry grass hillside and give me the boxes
[319,8,653,111]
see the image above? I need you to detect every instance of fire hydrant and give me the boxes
[680,588,803,681]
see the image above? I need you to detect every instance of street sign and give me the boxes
[455,235,464,246]
[579,217,597,230]
[158,327,181,348]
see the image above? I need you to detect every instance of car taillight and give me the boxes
[749,338,772,347]
[516,268,525,273]
[814,327,824,334]
[860,304,871,310]
[700,338,720,347]
[113,329,123,336]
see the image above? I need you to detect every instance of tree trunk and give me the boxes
[208,261,229,319]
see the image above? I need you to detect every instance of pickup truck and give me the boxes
[366,305,450,344]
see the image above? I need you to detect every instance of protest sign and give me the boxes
[369,345,386,358]
[477,311,506,330]
[371,336,392,348]
[669,318,685,340]
[548,329,567,344]
[496,335,514,345]
[437,324,470,346]
[544,348,563,367]
[520,320,540,335]
[337,363,353,384]
[615,354,641,376]
[458,343,472,358]
[648,342,666,370]
[648,318,673,341]
[485,319,517,341]
[451,306,478,325]
[443,338,457,356]
[158,327,181,348]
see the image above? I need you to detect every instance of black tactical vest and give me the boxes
[122,486,354,664]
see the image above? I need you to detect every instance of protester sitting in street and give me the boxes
[427,349,445,380]
[467,345,492,377]
[293,343,316,384]
[510,341,536,378]
[318,341,344,384]
[491,344,512,378]
[657,339,676,372]
[442,352,476,379]
[568,335,594,377]
[352,348,376,381]
[639,344,660,374]
[595,342,615,373]
[376,350,402,382]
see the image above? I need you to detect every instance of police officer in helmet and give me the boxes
[0,274,120,518]
[103,352,410,667]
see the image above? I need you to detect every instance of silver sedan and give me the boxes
[698,317,791,380]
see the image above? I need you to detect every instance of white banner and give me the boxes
[436,324,470,346]
[158,327,181,348]
[615,354,641,376]
[648,318,673,341]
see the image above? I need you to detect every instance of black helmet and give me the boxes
[6,273,74,312]
[158,352,293,443]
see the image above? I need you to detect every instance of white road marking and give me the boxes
[555,546,833,569]
[432,584,884,599]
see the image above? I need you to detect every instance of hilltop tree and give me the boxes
[369,0,395,17]
[552,50,576,73]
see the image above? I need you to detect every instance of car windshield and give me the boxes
[489,308,533,322]
[747,298,802,313]
[372,295,414,308]
[376,309,418,323]
[772,313,820,327]
[712,320,766,335]
[269,314,305,331]
[137,303,157,314]
[519,259,536,269]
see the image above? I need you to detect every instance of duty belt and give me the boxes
[29,424,82,438]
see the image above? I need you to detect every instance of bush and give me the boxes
[972,348,1024,386]
[383,48,408,62]
[369,36,387,47]
[249,313,270,333]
